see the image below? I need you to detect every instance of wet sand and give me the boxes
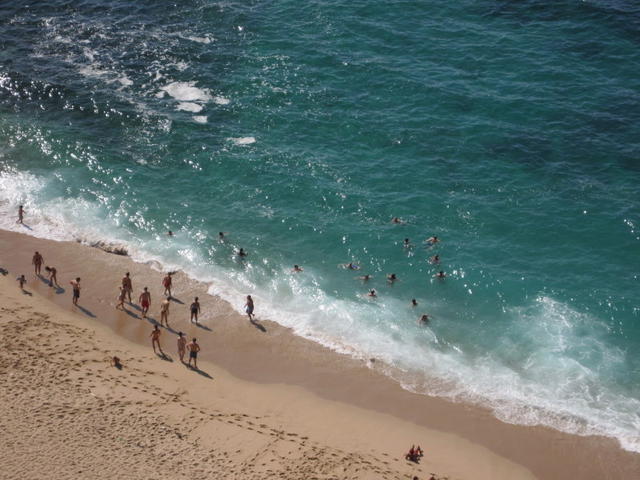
[1,228,639,479]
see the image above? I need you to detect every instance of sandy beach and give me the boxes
[1,229,639,479]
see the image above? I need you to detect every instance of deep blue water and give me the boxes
[1,0,639,451]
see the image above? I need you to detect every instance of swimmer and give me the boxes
[418,314,430,324]
[387,273,397,283]
[429,254,440,264]
[167,230,173,236]
[116,286,126,310]
[391,217,406,224]
[237,248,248,257]
[292,264,304,273]
[434,271,446,279]
[411,298,418,307]
[218,231,228,241]
[357,274,372,281]
[341,262,359,270]
[367,289,377,298]
[403,238,412,248]
[424,236,439,246]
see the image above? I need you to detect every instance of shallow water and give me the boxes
[1,0,639,451]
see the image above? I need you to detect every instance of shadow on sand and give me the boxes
[187,364,212,379]
[250,319,266,332]
[156,352,173,362]
[75,305,96,318]
[194,322,212,331]
[169,296,184,305]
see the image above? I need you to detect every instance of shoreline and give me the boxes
[2,228,639,479]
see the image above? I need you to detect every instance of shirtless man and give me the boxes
[419,314,430,324]
[116,286,126,310]
[162,273,172,297]
[70,277,81,306]
[237,248,248,258]
[150,325,162,354]
[292,265,303,273]
[188,338,200,369]
[411,298,418,307]
[357,274,372,282]
[160,297,170,326]
[32,251,43,276]
[429,254,440,264]
[368,289,377,298]
[391,217,405,225]
[244,295,254,321]
[434,271,446,279]
[387,273,398,283]
[190,297,201,324]
[139,287,151,318]
[425,236,439,246]
[44,266,58,287]
[17,205,25,224]
[122,272,133,303]
[177,332,187,363]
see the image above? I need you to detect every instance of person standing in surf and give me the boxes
[17,205,25,224]
[245,295,254,321]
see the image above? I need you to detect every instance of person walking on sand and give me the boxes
[190,297,201,324]
[244,295,254,321]
[160,297,170,326]
[44,266,58,287]
[32,251,44,276]
[162,273,172,298]
[177,332,186,363]
[150,325,162,354]
[188,338,200,369]
[122,272,133,303]
[139,287,151,318]
[17,274,26,291]
[116,286,126,310]
[17,205,25,224]
[70,277,81,306]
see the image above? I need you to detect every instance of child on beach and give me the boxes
[116,286,126,310]
[17,274,26,290]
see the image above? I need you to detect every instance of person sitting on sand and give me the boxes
[32,251,43,276]
[188,338,200,369]
[405,445,418,462]
[17,274,26,290]
[139,287,151,318]
[292,264,303,273]
[177,332,187,363]
[162,273,172,297]
[116,286,126,310]
[70,277,81,306]
[160,298,170,326]
[110,356,122,369]
[245,295,254,321]
[44,266,58,287]
[150,325,162,354]
[190,297,201,324]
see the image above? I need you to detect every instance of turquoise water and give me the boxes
[1,1,639,450]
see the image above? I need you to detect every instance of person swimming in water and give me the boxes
[219,231,228,242]
[292,265,303,273]
[418,314,430,324]
[429,254,440,264]
[434,271,446,279]
[424,236,439,246]
[357,274,372,281]
[391,217,406,225]
[237,248,248,257]
[367,289,377,298]
[403,238,412,248]
[387,273,397,283]
[411,298,418,307]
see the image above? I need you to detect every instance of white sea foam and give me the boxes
[213,96,230,105]
[184,35,213,44]
[228,137,256,145]
[192,116,208,124]
[160,82,212,102]
[176,102,203,113]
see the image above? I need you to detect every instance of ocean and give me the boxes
[1,0,639,452]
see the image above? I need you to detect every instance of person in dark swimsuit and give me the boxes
[188,338,200,368]
[190,297,201,323]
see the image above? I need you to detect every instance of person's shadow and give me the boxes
[0,267,8,276]
[169,297,184,305]
[76,305,96,318]
[187,364,212,379]
[21,223,33,231]
[250,318,266,332]
[21,289,33,296]
[156,352,173,362]
[195,322,212,331]
[120,308,140,320]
